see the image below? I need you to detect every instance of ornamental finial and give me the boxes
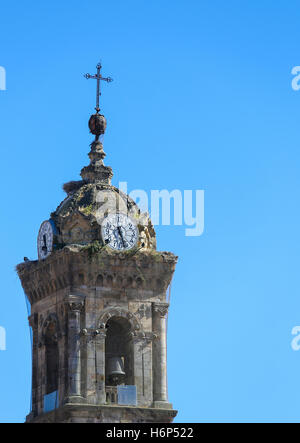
[81,63,113,184]
[84,62,113,142]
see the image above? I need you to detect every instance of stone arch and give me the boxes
[96,274,104,287]
[97,307,142,332]
[105,316,133,386]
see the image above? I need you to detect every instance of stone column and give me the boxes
[152,302,172,409]
[66,295,85,403]
[85,331,96,405]
[95,328,106,405]
[132,332,155,407]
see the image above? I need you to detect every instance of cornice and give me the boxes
[17,248,177,306]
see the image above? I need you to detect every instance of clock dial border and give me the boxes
[101,213,139,251]
[37,220,56,261]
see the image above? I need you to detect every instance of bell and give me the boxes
[107,357,126,385]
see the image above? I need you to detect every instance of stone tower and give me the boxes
[17,65,178,423]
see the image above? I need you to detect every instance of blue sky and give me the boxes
[1,0,300,423]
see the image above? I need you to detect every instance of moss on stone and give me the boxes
[82,240,103,261]
[80,204,93,216]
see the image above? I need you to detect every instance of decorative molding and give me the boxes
[131,331,157,343]
[153,302,169,318]
[65,294,85,312]
[17,248,178,305]
[79,328,106,340]
[97,306,142,332]
[94,330,107,341]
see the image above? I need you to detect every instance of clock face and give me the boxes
[37,220,54,260]
[101,213,139,251]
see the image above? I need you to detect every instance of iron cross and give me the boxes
[84,63,113,113]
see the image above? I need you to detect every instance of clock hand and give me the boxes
[117,226,126,248]
[113,229,121,248]
[42,234,48,253]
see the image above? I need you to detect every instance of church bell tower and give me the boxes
[17,64,178,423]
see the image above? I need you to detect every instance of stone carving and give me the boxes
[97,306,142,332]
[17,248,178,305]
[94,330,106,340]
[153,302,169,318]
[131,331,157,343]
[68,301,85,312]
[66,295,85,312]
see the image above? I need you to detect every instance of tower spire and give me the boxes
[81,63,113,184]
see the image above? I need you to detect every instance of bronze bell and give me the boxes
[107,357,126,385]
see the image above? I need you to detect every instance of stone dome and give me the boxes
[50,181,156,250]
[49,109,156,252]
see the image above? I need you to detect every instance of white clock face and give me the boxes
[101,213,139,251]
[37,221,54,260]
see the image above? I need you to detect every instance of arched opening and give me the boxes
[96,274,103,287]
[105,316,133,388]
[44,318,59,395]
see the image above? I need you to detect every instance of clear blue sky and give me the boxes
[1,0,300,423]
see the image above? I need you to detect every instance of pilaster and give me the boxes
[65,294,85,403]
[152,302,172,409]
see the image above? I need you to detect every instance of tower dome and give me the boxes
[51,181,156,250]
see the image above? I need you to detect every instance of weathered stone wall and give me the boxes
[17,247,177,423]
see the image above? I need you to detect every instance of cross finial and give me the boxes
[84,63,113,114]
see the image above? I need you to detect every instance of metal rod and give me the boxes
[84,63,113,114]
